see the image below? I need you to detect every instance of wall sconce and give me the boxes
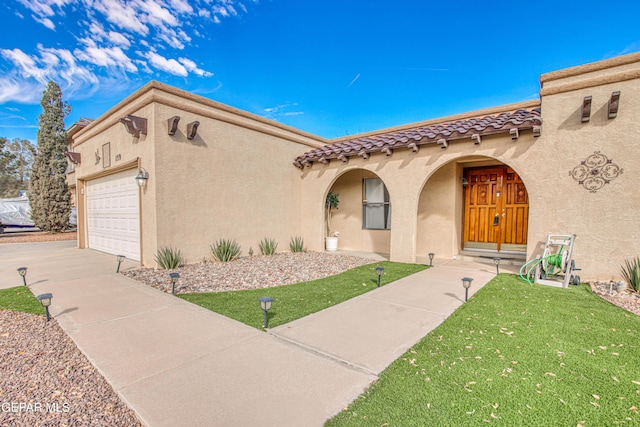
[169,272,180,294]
[119,114,147,138]
[17,267,27,286]
[186,121,200,140]
[135,168,149,187]
[116,255,125,273]
[258,297,274,328]
[37,293,53,321]
[493,257,501,275]
[167,116,181,135]
[462,177,469,187]
[428,253,435,267]
[376,266,384,288]
[462,277,473,302]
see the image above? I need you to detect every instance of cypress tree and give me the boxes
[28,81,71,232]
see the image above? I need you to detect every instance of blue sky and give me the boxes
[1,0,639,142]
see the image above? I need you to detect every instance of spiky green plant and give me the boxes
[289,236,306,253]
[620,256,640,292]
[259,237,278,255]
[211,239,242,262]
[155,246,184,270]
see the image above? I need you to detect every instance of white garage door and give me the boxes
[86,169,141,261]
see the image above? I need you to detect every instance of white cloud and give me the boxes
[179,57,213,77]
[264,103,304,121]
[148,51,188,76]
[75,38,138,72]
[2,0,254,103]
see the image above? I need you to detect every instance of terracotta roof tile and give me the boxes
[293,108,541,168]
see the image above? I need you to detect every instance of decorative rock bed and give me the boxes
[123,251,376,294]
[589,280,640,316]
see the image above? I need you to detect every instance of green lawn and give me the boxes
[327,274,640,427]
[178,261,427,329]
[0,286,45,315]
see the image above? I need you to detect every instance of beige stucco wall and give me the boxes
[301,53,640,280]
[72,82,325,266]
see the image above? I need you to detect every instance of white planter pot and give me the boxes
[325,237,338,251]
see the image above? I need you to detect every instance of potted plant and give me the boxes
[325,192,339,251]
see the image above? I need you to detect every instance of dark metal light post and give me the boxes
[428,253,435,267]
[376,266,384,288]
[462,277,473,302]
[116,255,125,273]
[258,297,274,329]
[493,258,501,275]
[37,293,53,321]
[17,267,27,286]
[169,272,180,294]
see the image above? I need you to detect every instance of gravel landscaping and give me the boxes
[0,310,141,426]
[123,251,376,294]
[590,280,640,316]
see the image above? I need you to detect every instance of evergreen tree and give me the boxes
[28,81,71,232]
[0,138,36,197]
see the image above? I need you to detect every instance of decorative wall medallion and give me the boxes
[569,151,622,193]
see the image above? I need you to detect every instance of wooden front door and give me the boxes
[463,166,529,252]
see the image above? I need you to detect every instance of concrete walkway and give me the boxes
[1,241,508,426]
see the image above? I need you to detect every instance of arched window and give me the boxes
[362,178,391,229]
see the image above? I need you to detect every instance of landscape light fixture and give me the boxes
[462,277,473,302]
[258,297,274,329]
[376,266,384,288]
[17,267,27,286]
[116,255,125,273]
[37,293,53,321]
[428,253,435,267]
[493,257,501,275]
[135,168,149,187]
[169,272,180,294]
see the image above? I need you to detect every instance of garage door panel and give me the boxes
[86,169,140,261]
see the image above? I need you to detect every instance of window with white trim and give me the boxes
[362,178,391,229]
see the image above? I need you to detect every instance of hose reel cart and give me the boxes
[521,234,581,288]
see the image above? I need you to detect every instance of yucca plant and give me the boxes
[211,239,242,262]
[620,256,640,293]
[289,236,307,253]
[155,246,184,270]
[259,237,278,255]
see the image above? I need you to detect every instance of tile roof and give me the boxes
[293,108,542,168]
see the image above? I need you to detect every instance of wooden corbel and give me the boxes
[407,142,419,153]
[119,115,147,138]
[608,91,620,119]
[381,147,393,157]
[533,126,541,137]
[186,121,200,140]
[358,149,370,160]
[510,128,519,141]
[437,139,448,149]
[581,96,592,122]
[337,154,349,163]
[167,116,180,135]
[318,157,330,165]
[471,134,481,145]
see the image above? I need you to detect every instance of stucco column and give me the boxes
[388,183,418,264]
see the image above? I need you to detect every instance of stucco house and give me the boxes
[69,52,640,280]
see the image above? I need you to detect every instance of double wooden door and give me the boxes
[463,166,528,252]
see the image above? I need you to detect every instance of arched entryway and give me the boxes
[416,157,529,262]
[324,169,391,255]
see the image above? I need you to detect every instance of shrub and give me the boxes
[211,239,242,262]
[259,237,278,255]
[289,236,307,253]
[155,247,184,270]
[620,256,640,292]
